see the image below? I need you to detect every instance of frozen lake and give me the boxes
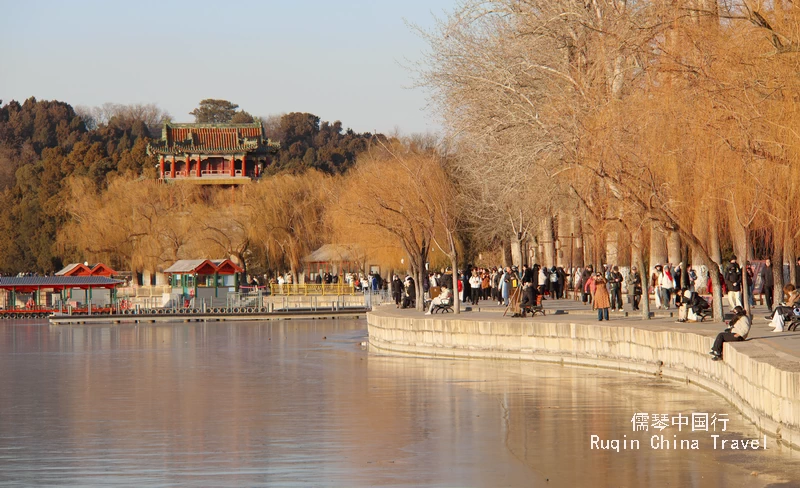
[0,319,798,487]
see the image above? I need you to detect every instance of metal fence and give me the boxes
[269,284,359,296]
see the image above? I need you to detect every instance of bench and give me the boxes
[522,294,545,317]
[431,297,453,314]
[425,286,454,313]
[788,315,800,332]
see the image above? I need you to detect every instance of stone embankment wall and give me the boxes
[367,311,800,450]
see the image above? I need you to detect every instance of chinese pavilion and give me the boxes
[147,122,279,184]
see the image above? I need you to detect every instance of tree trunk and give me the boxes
[447,230,460,314]
[691,208,708,266]
[595,229,607,269]
[727,205,748,262]
[542,217,555,268]
[709,209,722,267]
[415,252,426,312]
[573,217,584,267]
[632,228,650,320]
[708,263,724,322]
[450,252,460,314]
[742,225,751,317]
[787,233,797,287]
[510,233,523,268]
[650,224,668,273]
[606,229,619,267]
[772,224,784,306]
[502,241,512,268]
[583,230,593,269]
[667,231,681,266]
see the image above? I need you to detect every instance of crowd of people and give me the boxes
[264,257,800,326]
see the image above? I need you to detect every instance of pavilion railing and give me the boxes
[117,286,172,298]
[269,284,358,296]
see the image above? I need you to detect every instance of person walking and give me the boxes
[760,259,775,311]
[390,275,403,308]
[583,270,595,305]
[573,267,583,300]
[652,265,663,309]
[627,266,643,311]
[501,267,512,307]
[481,270,491,300]
[469,270,482,305]
[549,266,559,299]
[581,265,594,303]
[492,268,502,305]
[609,266,623,311]
[593,273,611,321]
[745,262,755,307]
[660,265,675,309]
[556,266,566,299]
[724,256,743,310]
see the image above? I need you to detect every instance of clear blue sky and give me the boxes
[0,0,455,134]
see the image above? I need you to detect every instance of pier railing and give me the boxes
[269,284,359,296]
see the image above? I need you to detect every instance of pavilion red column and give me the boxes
[196,155,201,177]
[242,154,247,178]
[159,156,165,179]
[171,156,176,178]
[230,156,236,177]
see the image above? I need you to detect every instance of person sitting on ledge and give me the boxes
[425,286,452,315]
[709,306,750,361]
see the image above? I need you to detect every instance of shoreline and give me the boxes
[367,307,800,451]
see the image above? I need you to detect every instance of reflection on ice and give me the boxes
[0,319,797,487]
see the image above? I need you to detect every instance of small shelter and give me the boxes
[0,276,123,309]
[163,259,244,297]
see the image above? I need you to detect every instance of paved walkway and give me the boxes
[382,295,800,367]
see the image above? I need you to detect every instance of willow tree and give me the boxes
[421,0,800,321]
[58,176,202,275]
[246,171,332,281]
[330,141,446,311]
[417,1,586,268]
[195,191,253,276]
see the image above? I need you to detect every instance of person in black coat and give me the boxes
[440,269,453,290]
[556,267,566,299]
[760,259,775,311]
[461,270,470,304]
[795,257,800,289]
[581,265,594,303]
[520,283,538,317]
[521,264,533,285]
[723,256,743,309]
[390,275,404,308]
[402,277,416,309]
